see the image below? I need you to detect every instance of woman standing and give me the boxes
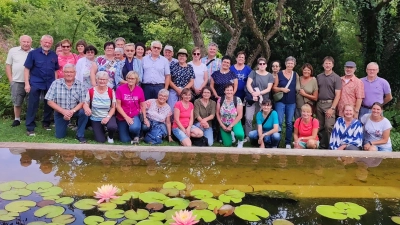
[210,56,238,99]
[295,63,318,119]
[248,99,280,148]
[194,87,216,146]
[230,51,252,101]
[83,71,118,143]
[116,71,148,144]
[120,43,143,84]
[273,56,298,149]
[76,45,97,91]
[56,39,78,79]
[244,57,275,137]
[168,49,195,110]
[188,47,208,98]
[216,84,245,147]
[91,42,122,90]
[135,42,146,61]
[330,105,363,150]
[172,88,204,146]
[270,60,281,79]
[293,104,319,149]
[75,40,87,59]
[360,102,393,151]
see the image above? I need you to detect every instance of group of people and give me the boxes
[5,34,394,151]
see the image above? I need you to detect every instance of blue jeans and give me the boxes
[54,109,88,138]
[26,86,53,131]
[117,116,141,143]
[142,84,164,100]
[142,119,168,136]
[275,102,295,145]
[167,89,179,111]
[194,122,214,146]
[248,130,281,147]
[359,106,371,120]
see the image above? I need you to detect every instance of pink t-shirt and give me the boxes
[116,84,145,121]
[172,101,194,129]
[294,118,319,140]
[57,53,78,78]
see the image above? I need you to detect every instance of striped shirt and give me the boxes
[329,117,363,149]
[45,79,86,110]
[85,88,116,121]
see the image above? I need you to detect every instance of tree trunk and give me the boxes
[225,28,243,57]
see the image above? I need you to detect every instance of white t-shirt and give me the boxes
[361,114,392,149]
[188,61,207,89]
[6,47,33,82]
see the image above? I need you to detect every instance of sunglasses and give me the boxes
[62,46,71,48]
[152,46,161,50]
[259,63,266,65]
[86,51,95,54]
[125,50,135,52]
[193,53,201,56]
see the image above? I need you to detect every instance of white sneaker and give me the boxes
[244,137,249,143]
[107,137,114,144]
[237,140,244,148]
[286,144,291,149]
[231,132,236,143]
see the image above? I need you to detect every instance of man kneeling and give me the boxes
[45,63,88,143]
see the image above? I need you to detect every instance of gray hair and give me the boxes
[114,37,126,43]
[115,48,124,54]
[151,40,162,48]
[367,62,379,69]
[63,63,75,72]
[125,43,135,48]
[41,35,53,42]
[158,89,169,97]
[96,71,109,79]
[20,35,32,42]
[208,42,218,49]
[285,56,296,65]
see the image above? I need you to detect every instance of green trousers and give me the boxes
[220,122,245,147]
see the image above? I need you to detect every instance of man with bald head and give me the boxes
[359,62,392,119]
[6,35,33,127]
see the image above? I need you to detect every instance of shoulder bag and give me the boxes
[273,72,294,102]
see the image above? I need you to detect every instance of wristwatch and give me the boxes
[330,107,335,110]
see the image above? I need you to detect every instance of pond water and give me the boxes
[0,147,399,225]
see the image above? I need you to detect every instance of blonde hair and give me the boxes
[126,71,140,85]
[343,104,355,113]
[301,103,312,113]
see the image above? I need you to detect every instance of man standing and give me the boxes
[142,41,171,100]
[201,42,221,80]
[337,61,365,118]
[5,35,33,127]
[114,37,126,48]
[24,35,59,136]
[359,62,392,118]
[163,45,178,65]
[45,64,88,143]
[316,56,342,149]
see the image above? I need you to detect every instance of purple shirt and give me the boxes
[116,84,145,121]
[361,77,391,107]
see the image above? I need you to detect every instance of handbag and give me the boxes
[273,72,294,102]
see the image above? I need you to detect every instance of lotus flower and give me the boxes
[94,184,119,204]
[171,210,199,225]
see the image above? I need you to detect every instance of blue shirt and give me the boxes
[276,71,297,104]
[230,65,252,100]
[24,47,59,90]
[142,55,170,84]
[256,110,279,132]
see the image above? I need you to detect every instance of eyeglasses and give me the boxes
[127,78,137,80]
[152,46,161,50]
[193,53,201,56]
[272,65,280,68]
[62,46,71,48]
[125,50,135,52]
[259,63,266,65]
[86,51,95,54]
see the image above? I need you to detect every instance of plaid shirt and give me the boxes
[45,79,86,110]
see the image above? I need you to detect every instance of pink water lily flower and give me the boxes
[94,184,119,204]
[172,210,199,225]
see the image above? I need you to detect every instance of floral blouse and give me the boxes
[170,63,195,88]
[218,97,242,126]
[96,56,122,89]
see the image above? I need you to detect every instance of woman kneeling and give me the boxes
[293,104,319,149]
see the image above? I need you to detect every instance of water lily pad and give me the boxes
[334,202,367,216]
[55,197,74,205]
[5,200,36,212]
[218,194,231,203]
[159,188,179,197]
[164,209,179,220]
[136,220,163,225]
[98,203,117,211]
[149,212,166,221]
[105,209,125,219]
[120,219,137,225]
[139,192,169,203]
[110,198,126,205]
[162,182,186,190]
[146,202,164,211]
[125,209,149,220]
[316,205,347,220]
[192,209,216,222]
[272,219,294,225]
[225,189,245,199]
[99,222,117,225]
[37,186,63,197]
[189,200,208,210]
[34,205,65,218]
[52,214,75,224]
[0,188,32,200]
[37,200,56,207]
[0,210,7,215]
[202,198,223,210]
[0,181,27,191]
[27,222,47,225]
[44,195,60,200]
[26,181,53,191]
[164,219,174,225]
[74,199,98,210]
[164,198,190,209]
[190,190,213,199]
[0,211,19,221]
[84,215,104,225]
[120,192,140,201]
[218,204,235,216]
[234,204,270,221]
[392,216,400,224]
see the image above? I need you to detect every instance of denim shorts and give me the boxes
[172,125,197,142]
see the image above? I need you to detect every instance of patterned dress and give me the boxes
[96,56,122,89]
[170,63,195,88]
[211,70,237,97]
[218,97,242,126]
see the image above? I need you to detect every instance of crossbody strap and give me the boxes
[284,71,294,88]
[262,110,274,126]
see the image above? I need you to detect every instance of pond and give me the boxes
[0,146,400,225]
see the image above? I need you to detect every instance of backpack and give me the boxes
[219,95,238,108]
[191,136,209,147]
[89,87,113,108]
[144,122,167,145]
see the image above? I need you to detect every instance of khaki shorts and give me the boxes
[11,81,26,106]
